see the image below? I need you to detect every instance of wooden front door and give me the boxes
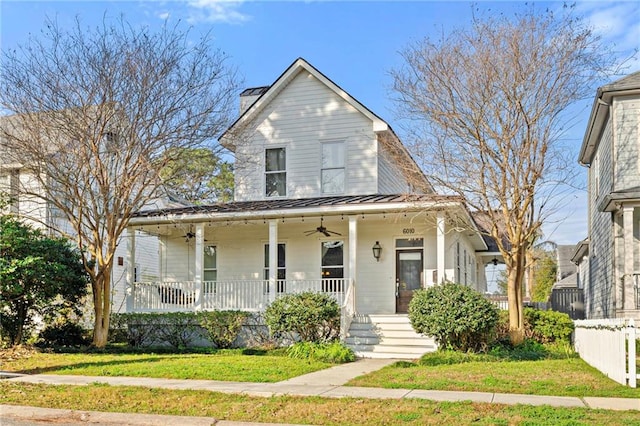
[395,249,423,313]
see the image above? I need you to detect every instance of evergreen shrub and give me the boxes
[264,291,340,343]
[408,282,499,352]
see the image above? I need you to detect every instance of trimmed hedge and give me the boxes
[110,311,250,349]
[264,291,340,343]
[409,282,499,352]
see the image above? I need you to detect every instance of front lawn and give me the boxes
[2,381,639,425]
[346,352,640,399]
[0,348,331,383]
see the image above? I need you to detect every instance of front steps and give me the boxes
[345,314,437,359]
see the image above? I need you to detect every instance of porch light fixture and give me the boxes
[491,257,499,266]
[372,241,382,262]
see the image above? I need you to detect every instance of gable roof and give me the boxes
[220,58,390,147]
[579,71,640,165]
[220,57,432,193]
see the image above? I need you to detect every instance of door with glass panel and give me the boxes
[395,249,423,313]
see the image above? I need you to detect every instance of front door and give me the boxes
[395,249,423,313]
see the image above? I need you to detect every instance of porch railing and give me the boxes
[634,274,640,309]
[130,278,350,313]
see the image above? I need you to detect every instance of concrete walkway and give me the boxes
[1,357,639,425]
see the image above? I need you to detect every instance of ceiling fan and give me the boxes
[304,218,341,237]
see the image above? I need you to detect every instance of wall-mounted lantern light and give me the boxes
[372,241,382,262]
[491,257,499,266]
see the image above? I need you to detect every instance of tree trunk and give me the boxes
[507,250,526,345]
[91,265,112,348]
[13,302,27,346]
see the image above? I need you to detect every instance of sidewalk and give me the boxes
[2,357,639,425]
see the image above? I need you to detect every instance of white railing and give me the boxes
[340,280,356,341]
[201,280,269,312]
[131,281,198,312]
[130,278,349,313]
[574,319,638,388]
[633,274,640,309]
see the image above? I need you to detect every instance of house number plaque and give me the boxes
[402,228,415,234]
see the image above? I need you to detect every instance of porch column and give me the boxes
[436,212,446,284]
[348,215,357,307]
[125,227,135,312]
[623,206,635,311]
[194,223,204,310]
[268,219,278,303]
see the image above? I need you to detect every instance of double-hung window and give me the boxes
[203,245,217,294]
[321,241,344,292]
[321,141,345,194]
[265,148,286,197]
[264,243,286,293]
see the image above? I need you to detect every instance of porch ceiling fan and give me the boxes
[304,218,341,237]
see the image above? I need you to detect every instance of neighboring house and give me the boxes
[549,245,584,320]
[125,58,500,357]
[577,71,640,320]
[0,117,177,315]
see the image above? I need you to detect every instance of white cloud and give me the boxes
[185,0,250,24]
[158,12,171,20]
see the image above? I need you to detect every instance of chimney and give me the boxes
[239,86,270,114]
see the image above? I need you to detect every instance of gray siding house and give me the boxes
[578,71,640,319]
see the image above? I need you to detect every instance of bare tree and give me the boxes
[0,16,240,347]
[392,6,617,344]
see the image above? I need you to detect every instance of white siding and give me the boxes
[588,119,614,318]
[613,95,640,191]
[234,71,378,201]
[377,143,410,194]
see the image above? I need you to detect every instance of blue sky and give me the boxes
[1,0,639,246]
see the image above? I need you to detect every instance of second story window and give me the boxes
[265,148,286,197]
[321,141,345,194]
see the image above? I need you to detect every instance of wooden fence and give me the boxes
[574,319,638,388]
[550,287,585,320]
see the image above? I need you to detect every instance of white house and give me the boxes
[125,58,500,357]
[0,118,171,316]
[577,71,640,320]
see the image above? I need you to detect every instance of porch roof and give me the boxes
[598,187,640,212]
[130,194,494,251]
[133,193,464,219]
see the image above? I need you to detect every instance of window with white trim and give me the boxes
[321,240,344,291]
[264,243,286,293]
[203,245,217,294]
[265,148,286,197]
[321,141,345,194]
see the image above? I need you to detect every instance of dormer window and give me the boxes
[265,148,286,197]
[321,141,345,194]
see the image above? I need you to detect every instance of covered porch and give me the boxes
[601,195,640,318]
[123,195,491,323]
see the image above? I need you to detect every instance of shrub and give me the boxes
[524,308,574,343]
[418,350,493,366]
[112,313,161,347]
[198,310,249,349]
[264,292,340,343]
[408,282,499,352]
[286,341,355,363]
[243,313,279,349]
[488,338,548,360]
[152,312,203,349]
[36,321,89,348]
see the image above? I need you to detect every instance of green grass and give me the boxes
[347,351,640,399]
[2,381,640,425]
[0,348,332,382]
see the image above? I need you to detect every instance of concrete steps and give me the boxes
[345,314,436,359]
